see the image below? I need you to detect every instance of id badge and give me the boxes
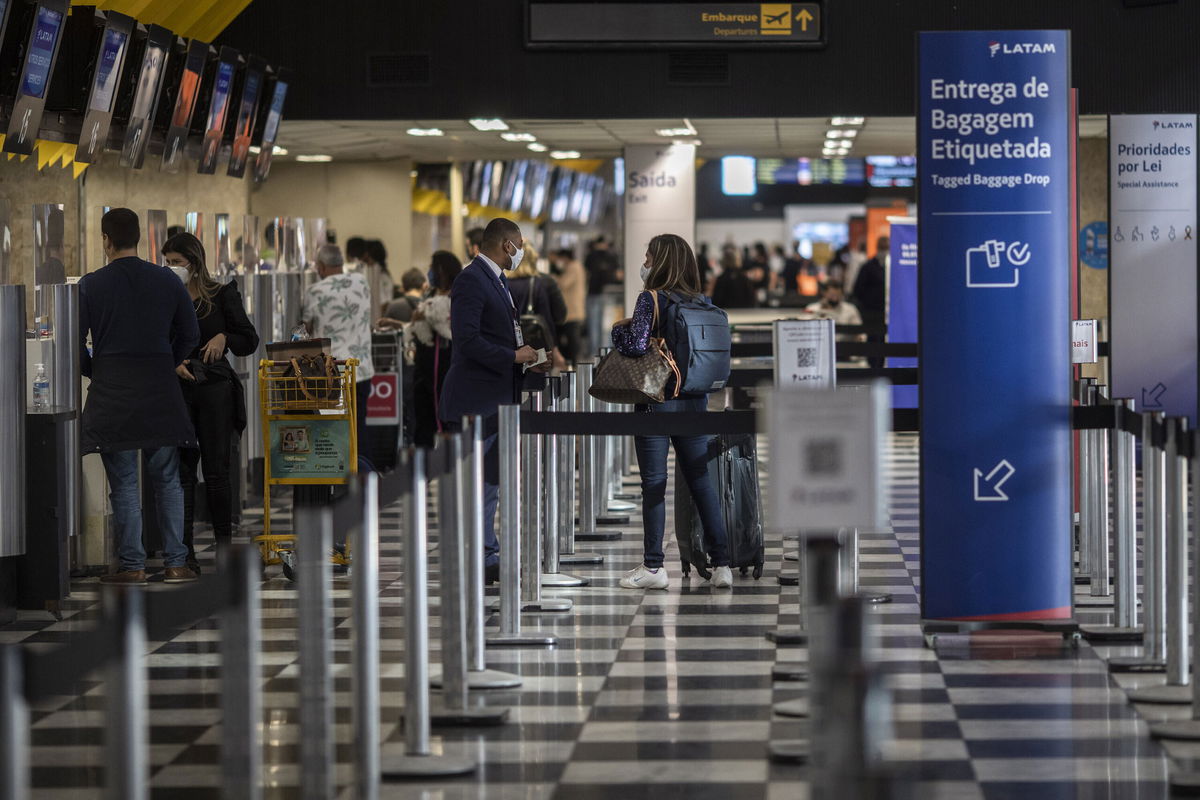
[514,322,524,347]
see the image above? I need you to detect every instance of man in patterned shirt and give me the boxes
[301,243,376,464]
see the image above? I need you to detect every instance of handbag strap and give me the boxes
[524,276,536,316]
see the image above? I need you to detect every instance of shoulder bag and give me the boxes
[588,291,681,405]
[518,276,555,351]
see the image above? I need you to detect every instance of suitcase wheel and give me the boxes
[739,566,749,577]
[680,560,691,577]
[697,564,712,581]
[752,564,763,580]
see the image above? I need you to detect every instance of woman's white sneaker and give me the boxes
[710,566,733,589]
[620,564,669,590]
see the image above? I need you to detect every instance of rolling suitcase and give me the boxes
[674,432,765,580]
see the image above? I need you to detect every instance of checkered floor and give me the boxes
[1,432,1186,798]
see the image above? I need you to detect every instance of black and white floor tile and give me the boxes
[2,432,1185,798]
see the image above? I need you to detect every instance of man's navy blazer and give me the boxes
[439,257,521,423]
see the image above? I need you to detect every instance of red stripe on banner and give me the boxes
[948,606,1073,622]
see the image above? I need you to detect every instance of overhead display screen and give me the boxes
[88,28,128,112]
[757,157,867,186]
[866,155,916,187]
[119,28,170,169]
[198,54,236,174]
[227,59,263,177]
[253,77,288,182]
[21,5,64,98]
[161,38,208,173]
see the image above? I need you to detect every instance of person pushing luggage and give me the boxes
[610,233,734,590]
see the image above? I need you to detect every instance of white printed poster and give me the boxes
[1110,114,1197,422]
[773,318,836,389]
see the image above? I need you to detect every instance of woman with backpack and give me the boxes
[610,233,733,590]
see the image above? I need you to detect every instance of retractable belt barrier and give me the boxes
[1,548,263,800]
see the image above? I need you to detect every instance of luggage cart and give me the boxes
[254,357,358,578]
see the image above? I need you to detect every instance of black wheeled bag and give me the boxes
[674,432,765,580]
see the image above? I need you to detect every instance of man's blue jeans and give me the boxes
[101,447,188,571]
[634,396,730,570]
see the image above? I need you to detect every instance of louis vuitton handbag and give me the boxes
[589,291,681,405]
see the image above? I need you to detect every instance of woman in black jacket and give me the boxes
[507,251,568,391]
[164,233,259,572]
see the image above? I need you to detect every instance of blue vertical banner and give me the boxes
[887,220,918,409]
[918,31,1072,620]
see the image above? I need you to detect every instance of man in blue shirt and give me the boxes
[79,208,200,584]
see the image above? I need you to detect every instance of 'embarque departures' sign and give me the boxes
[918,31,1072,621]
[527,2,824,48]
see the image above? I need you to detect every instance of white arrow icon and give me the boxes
[973,459,1015,501]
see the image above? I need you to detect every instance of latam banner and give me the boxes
[1109,115,1198,424]
[918,30,1072,621]
[887,219,918,409]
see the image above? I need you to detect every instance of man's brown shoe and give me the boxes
[100,569,148,585]
[163,566,198,584]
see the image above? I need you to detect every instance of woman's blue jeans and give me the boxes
[634,395,730,570]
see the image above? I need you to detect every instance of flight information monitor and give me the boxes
[227,55,264,178]
[757,157,868,186]
[4,0,68,154]
[161,38,207,172]
[118,24,172,168]
[865,155,916,187]
[197,47,236,174]
[76,12,134,163]
[252,74,288,182]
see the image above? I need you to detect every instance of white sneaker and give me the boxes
[710,566,733,589]
[620,564,669,590]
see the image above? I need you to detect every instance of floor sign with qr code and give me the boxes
[763,382,889,530]
[772,319,836,389]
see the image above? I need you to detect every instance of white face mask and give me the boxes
[507,243,524,271]
[640,265,650,283]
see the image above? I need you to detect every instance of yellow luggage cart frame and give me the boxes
[254,357,358,568]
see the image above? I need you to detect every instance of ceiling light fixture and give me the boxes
[248,145,261,155]
[826,130,844,139]
[673,138,702,147]
[550,150,582,159]
[840,129,859,138]
[527,142,549,152]
[273,145,288,155]
[295,154,333,162]
[655,118,698,137]
[501,132,537,142]
[830,117,866,126]
[468,118,509,131]
[406,127,444,137]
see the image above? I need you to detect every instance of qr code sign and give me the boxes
[796,348,818,368]
[805,438,843,477]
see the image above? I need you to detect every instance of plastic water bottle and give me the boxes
[32,363,49,410]
[291,323,310,341]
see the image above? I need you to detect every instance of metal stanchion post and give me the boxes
[0,645,28,800]
[382,449,476,777]
[514,391,570,612]
[849,527,892,605]
[352,476,381,800]
[769,533,845,764]
[1076,378,1095,585]
[575,362,622,541]
[104,587,147,800]
[561,369,605,564]
[296,507,334,800]
[1128,415,1191,704]
[1082,398,1141,642]
[460,416,523,684]
[486,406,557,647]
[221,547,262,800]
[1088,384,1113,600]
[809,597,895,798]
[606,404,636,513]
[431,433,509,725]
[1111,409,1168,671]
[543,379,587,587]
[1153,430,1200,761]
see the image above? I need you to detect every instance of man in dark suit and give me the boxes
[440,218,546,582]
[852,236,889,368]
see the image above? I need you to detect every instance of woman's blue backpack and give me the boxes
[661,292,732,394]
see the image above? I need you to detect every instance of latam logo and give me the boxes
[988,41,1056,57]
[1154,120,1194,130]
